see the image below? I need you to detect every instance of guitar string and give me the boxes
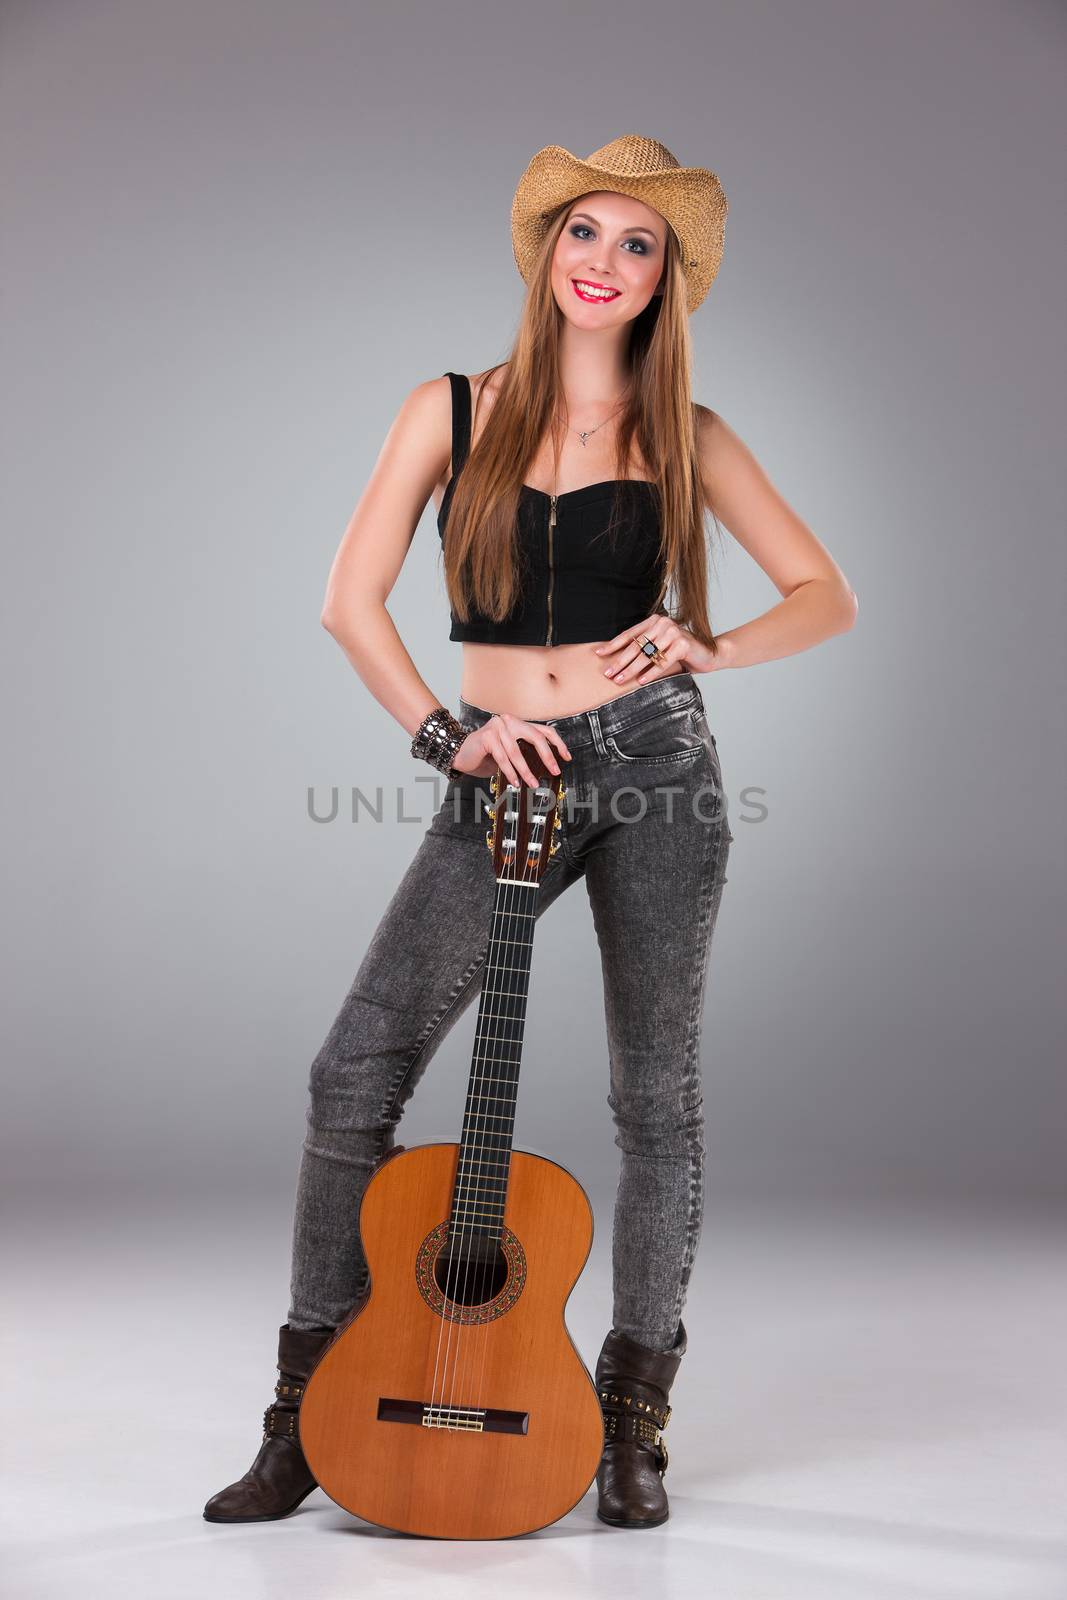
[435,814,512,1426]
[435,777,537,1426]
[446,845,516,1428]
[425,811,505,1423]
[468,806,544,1432]
[429,773,548,1430]
[444,782,543,1428]
[427,773,527,1423]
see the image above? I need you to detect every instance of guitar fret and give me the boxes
[441,846,555,1238]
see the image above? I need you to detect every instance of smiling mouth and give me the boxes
[572,279,621,303]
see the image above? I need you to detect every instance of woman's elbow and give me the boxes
[320,592,355,636]
[320,592,386,637]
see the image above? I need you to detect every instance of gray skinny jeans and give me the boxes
[287,671,733,1356]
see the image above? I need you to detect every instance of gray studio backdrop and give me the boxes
[2,0,1063,1225]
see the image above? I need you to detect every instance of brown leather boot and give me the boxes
[203,1322,335,1523]
[594,1321,686,1528]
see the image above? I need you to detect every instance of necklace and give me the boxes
[556,396,628,447]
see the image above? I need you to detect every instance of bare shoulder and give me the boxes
[374,372,457,484]
[694,402,783,512]
[387,367,504,486]
[437,365,504,398]
[693,401,855,602]
[397,371,453,430]
[694,402,743,480]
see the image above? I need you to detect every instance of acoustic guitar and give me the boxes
[299,743,604,1538]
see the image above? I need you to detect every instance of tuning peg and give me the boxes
[485,829,494,851]
[489,775,498,794]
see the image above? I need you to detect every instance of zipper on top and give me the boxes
[545,494,558,646]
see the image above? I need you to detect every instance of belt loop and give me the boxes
[588,707,608,757]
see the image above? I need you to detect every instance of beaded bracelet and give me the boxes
[410,705,468,781]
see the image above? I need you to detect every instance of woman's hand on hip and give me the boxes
[594,616,719,684]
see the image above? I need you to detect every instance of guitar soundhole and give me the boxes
[416,1221,528,1325]
[433,1239,508,1306]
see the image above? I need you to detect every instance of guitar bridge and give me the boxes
[377,1397,529,1435]
[422,1405,484,1431]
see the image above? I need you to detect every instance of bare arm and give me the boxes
[319,374,572,787]
[320,376,454,737]
[698,407,858,670]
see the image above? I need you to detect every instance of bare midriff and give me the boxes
[437,369,684,723]
[458,641,686,722]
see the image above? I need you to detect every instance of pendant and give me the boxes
[578,432,589,446]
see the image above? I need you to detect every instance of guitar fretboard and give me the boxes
[448,876,540,1244]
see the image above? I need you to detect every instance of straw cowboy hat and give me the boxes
[510,134,728,315]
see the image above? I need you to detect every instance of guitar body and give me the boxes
[299,1142,604,1539]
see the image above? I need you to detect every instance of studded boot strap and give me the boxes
[262,1377,306,1443]
[598,1385,673,1473]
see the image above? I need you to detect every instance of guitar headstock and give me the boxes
[485,742,565,885]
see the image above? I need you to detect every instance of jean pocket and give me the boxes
[605,704,705,766]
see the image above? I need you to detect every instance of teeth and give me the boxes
[575,281,619,299]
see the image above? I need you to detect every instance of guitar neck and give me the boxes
[448,875,540,1245]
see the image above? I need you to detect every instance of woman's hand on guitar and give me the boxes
[453,714,572,789]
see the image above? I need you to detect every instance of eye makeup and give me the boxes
[569,223,653,255]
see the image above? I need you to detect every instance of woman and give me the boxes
[204,135,857,1532]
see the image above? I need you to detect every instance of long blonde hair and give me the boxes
[441,198,724,654]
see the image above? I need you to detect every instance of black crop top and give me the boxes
[437,371,666,646]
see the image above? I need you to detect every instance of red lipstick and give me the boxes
[571,278,621,304]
